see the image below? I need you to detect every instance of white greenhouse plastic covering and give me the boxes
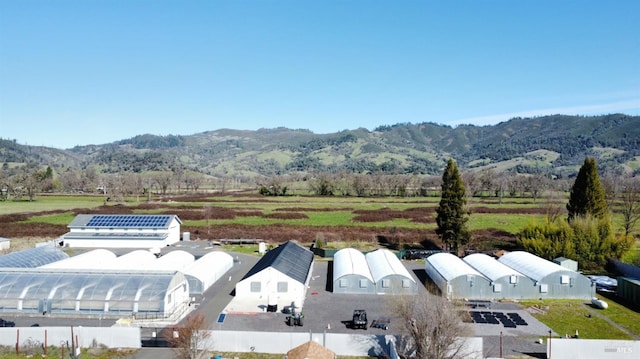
[366,249,417,294]
[333,248,375,294]
[366,249,413,281]
[0,268,189,317]
[424,252,493,299]
[498,251,568,282]
[463,253,526,282]
[105,250,157,270]
[426,252,483,281]
[182,251,233,294]
[334,248,374,282]
[147,250,195,271]
[40,249,117,269]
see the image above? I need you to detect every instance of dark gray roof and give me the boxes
[67,214,181,229]
[0,244,69,268]
[242,241,313,284]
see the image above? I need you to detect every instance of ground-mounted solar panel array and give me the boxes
[85,215,171,228]
[463,311,528,328]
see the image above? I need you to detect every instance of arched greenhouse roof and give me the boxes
[105,250,157,270]
[182,251,233,294]
[498,251,569,282]
[333,248,374,282]
[463,253,526,282]
[365,249,414,283]
[40,249,116,269]
[0,244,68,268]
[426,252,483,281]
[0,268,186,314]
[147,250,195,271]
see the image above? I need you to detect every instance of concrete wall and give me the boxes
[210,330,392,356]
[0,326,141,348]
[209,331,483,358]
[548,338,640,359]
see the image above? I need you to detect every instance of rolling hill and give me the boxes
[1,114,639,178]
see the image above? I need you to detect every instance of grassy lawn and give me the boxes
[0,195,105,215]
[467,213,545,234]
[520,299,639,340]
[593,294,640,337]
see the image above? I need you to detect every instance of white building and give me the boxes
[60,214,182,248]
[235,241,314,310]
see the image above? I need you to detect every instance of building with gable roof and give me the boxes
[60,214,182,248]
[235,240,314,310]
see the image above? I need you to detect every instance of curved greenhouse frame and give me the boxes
[0,244,68,268]
[0,268,189,317]
[183,251,233,294]
[366,249,416,294]
[333,248,375,294]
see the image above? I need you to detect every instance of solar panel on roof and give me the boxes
[85,215,171,228]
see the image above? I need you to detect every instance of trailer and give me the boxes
[370,318,390,330]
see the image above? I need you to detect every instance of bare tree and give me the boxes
[524,173,549,202]
[462,171,481,198]
[164,313,212,359]
[601,172,620,210]
[153,172,174,195]
[352,174,371,197]
[620,177,640,236]
[391,294,472,359]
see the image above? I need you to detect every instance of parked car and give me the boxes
[0,318,15,327]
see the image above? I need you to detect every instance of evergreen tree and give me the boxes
[436,159,471,255]
[567,157,608,221]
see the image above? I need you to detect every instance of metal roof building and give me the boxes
[332,248,375,294]
[366,249,417,294]
[424,252,492,299]
[498,251,595,299]
[463,253,536,300]
[60,214,182,248]
[235,241,314,310]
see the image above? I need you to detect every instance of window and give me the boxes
[509,275,518,284]
[381,279,390,288]
[359,279,368,288]
[560,275,570,284]
[250,282,261,293]
[340,279,348,288]
[402,279,411,288]
[540,284,548,293]
[277,282,288,293]
[493,283,502,292]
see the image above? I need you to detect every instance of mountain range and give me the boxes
[1,114,638,178]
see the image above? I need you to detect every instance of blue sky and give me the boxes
[1,0,638,149]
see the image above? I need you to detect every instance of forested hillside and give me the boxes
[1,114,639,179]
